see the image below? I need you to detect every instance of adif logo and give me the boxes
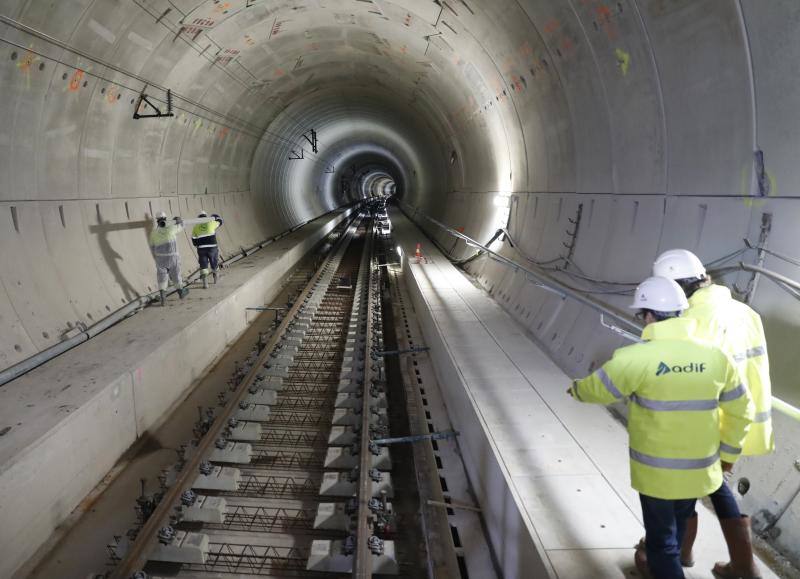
[656,362,706,376]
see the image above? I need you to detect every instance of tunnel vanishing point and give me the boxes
[1,1,800,578]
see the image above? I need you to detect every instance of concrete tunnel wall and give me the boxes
[1,0,800,571]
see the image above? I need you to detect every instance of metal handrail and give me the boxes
[400,203,641,333]
[400,203,800,423]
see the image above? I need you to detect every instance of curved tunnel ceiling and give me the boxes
[2,1,800,398]
[2,0,800,570]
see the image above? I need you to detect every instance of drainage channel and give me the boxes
[101,207,423,578]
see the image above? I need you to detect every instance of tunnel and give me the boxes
[1,1,799,578]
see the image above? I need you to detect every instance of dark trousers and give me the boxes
[198,246,219,272]
[639,494,697,579]
[688,480,740,521]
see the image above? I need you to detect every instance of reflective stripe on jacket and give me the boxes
[192,219,221,248]
[684,284,773,456]
[149,224,183,256]
[571,317,754,500]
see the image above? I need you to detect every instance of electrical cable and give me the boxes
[0,14,333,165]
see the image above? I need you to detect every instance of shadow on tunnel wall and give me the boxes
[89,213,153,302]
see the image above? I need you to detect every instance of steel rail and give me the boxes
[353,221,377,579]
[402,204,800,423]
[109,215,363,578]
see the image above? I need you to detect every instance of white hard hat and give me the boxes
[156,211,167,219]
[653,249,706,280]
[198,210,208,217]
[630,276,689,312]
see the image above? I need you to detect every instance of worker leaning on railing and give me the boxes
[568,276,755,579]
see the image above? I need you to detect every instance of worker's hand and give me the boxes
[566,385,576,398]
[721,461,734,473]
[174,216,183,225]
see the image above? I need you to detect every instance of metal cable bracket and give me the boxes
[371,346,429,359]
[372,430,459,446]
[133,88,174,119]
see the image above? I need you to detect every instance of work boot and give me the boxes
[178,287,189,299]
[159,290,166,307]
[634,542,653,579]
[212,271,218,284]
[636,531,695,573]
[712,516,762,578]
[202,275,209,289]
[681,513,698,567]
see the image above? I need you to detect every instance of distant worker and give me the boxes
[148,211,189,306]
[654,249,771,578]
[568,277,754,579]
[192,210,224,289]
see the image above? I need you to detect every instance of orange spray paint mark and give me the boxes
[17,50,37,73]
[68,69,84,92]
[16,48,38,90]
[596,4,619,40]
[543,19,560,34]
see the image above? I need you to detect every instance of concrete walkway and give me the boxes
[0,208,351,579]
[390,208,779,579]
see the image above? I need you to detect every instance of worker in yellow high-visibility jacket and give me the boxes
[654,249,770,578]
[149,211,189,306]
[192,210,224,289]
[568,276,755,579]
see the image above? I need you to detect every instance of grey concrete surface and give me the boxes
[20,244,322,579]
[0,0,798,574]
[392,207,782,579]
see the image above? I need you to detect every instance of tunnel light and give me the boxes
[396,245,403,258]
[493,194,510,208]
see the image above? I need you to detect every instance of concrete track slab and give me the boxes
[390,208,780,579]
[0,209,351,579]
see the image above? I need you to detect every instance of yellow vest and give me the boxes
[572,317,754,500]
[684,284,774,455]
[192,220,220,247]
[148,224,182,256]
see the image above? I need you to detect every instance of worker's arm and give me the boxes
[569,348,637,405]
[718,358,755,465]
[212,213,223,226]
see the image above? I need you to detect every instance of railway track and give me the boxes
[104,207,407,578]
